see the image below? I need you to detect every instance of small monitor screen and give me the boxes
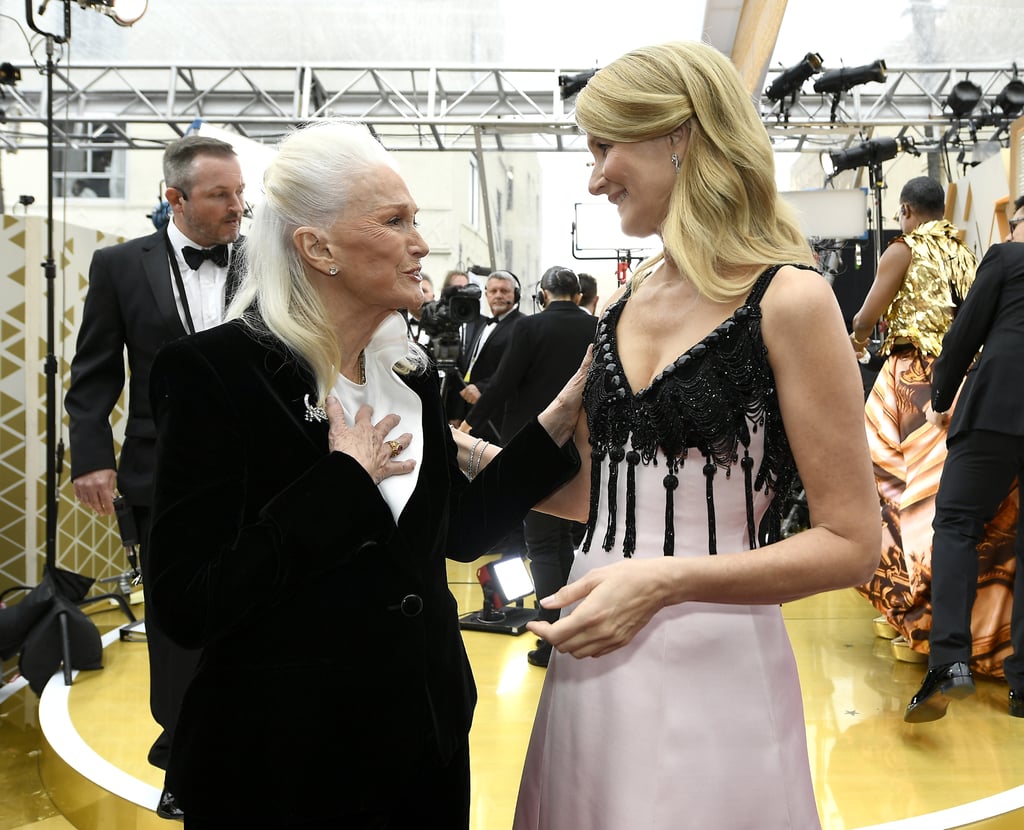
[489,556,534,603]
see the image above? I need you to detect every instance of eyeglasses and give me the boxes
[1010,218,1024,233]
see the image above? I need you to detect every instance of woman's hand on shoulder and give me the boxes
[325,398,416,485]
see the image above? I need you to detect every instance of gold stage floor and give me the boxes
[3,561,1024,829]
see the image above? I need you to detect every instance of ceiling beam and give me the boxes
[728,0,789,98]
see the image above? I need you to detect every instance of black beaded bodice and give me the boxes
[582,265,801,558]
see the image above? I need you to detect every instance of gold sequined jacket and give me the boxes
[881,219,976,357]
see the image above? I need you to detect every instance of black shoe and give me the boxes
[904,661,975,723]
[1010,689,1024,718]
[527,644,551,668]
[156,788,184,822]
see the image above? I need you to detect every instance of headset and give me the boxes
[477,268,522,306]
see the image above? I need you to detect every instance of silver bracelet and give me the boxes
[467,438,484,481]
[467,438,490,481]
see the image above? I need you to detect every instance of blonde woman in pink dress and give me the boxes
[514,41,880,830]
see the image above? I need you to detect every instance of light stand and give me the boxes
[823,137,918,275]
[0,0,137,692]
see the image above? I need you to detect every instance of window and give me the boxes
[52,123,126,199]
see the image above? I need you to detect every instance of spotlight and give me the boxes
[822,136,917,177]
[559,70,597,101]
[944,80,983,117]
[76,0,148,27]
[764,52,824,103]
[458,555,538,635]
[813,59,886,122]
[813,59,887,95]
[995,78,1024,117]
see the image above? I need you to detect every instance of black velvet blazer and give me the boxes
[147,319,578,823]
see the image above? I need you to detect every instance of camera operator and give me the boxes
[420,277,483,424]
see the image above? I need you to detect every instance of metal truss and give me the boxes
[1,60,1020,155]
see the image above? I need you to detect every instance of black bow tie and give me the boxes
[182,244,229,270]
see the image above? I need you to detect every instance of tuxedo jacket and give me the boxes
[462,307,523,393]
[65,228,243,506]
[146,320,579,822]
[467,301,597,442]
[460,307,523,440]
[933,242,1024,441]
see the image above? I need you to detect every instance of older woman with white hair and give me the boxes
[146,120,585,829]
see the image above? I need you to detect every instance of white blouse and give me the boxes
[330,312,424,523]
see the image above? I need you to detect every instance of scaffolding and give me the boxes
[1,60,1021,156]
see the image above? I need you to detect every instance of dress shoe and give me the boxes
[904,661,975,723]
[527,643,551,668]
[156,788,184,821]
[1010,689,1024,718]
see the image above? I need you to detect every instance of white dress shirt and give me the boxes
[166,221,231,333]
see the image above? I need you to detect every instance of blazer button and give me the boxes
[399,594,423,617]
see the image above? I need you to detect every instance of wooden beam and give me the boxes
[730,0,789,98]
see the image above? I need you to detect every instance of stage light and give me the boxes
[822,136,916,177]
[944,80,983,117]
[813,59,887,95]
[458,555,538,635]
[995,78,1024,117]
[76,0,148,27]
[764,52,823,103]
[559,70,597,101]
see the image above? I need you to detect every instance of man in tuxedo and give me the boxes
[904,197,1024,723]
[464,267,597,667]
[65,133,246,817]
[458,270,524,444]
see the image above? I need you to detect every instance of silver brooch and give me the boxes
[303,394,327,423]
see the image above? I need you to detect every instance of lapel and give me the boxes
[142,229,188,338]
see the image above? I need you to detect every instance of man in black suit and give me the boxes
[465,267,597,666]
[65,134,245,814]
[458,270,524,444]
[904,197,1024,722]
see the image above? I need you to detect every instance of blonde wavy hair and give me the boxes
[574,41,813,302]
[227,121,427,401]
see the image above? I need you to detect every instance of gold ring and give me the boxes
[387,439,402,458]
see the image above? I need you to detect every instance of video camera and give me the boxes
[419,283,481,367]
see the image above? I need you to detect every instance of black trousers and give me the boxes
[928,430,1024,685]
[135,506,202,769]
[524,510,579,626]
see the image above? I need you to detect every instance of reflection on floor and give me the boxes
[2,560,1024,830]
